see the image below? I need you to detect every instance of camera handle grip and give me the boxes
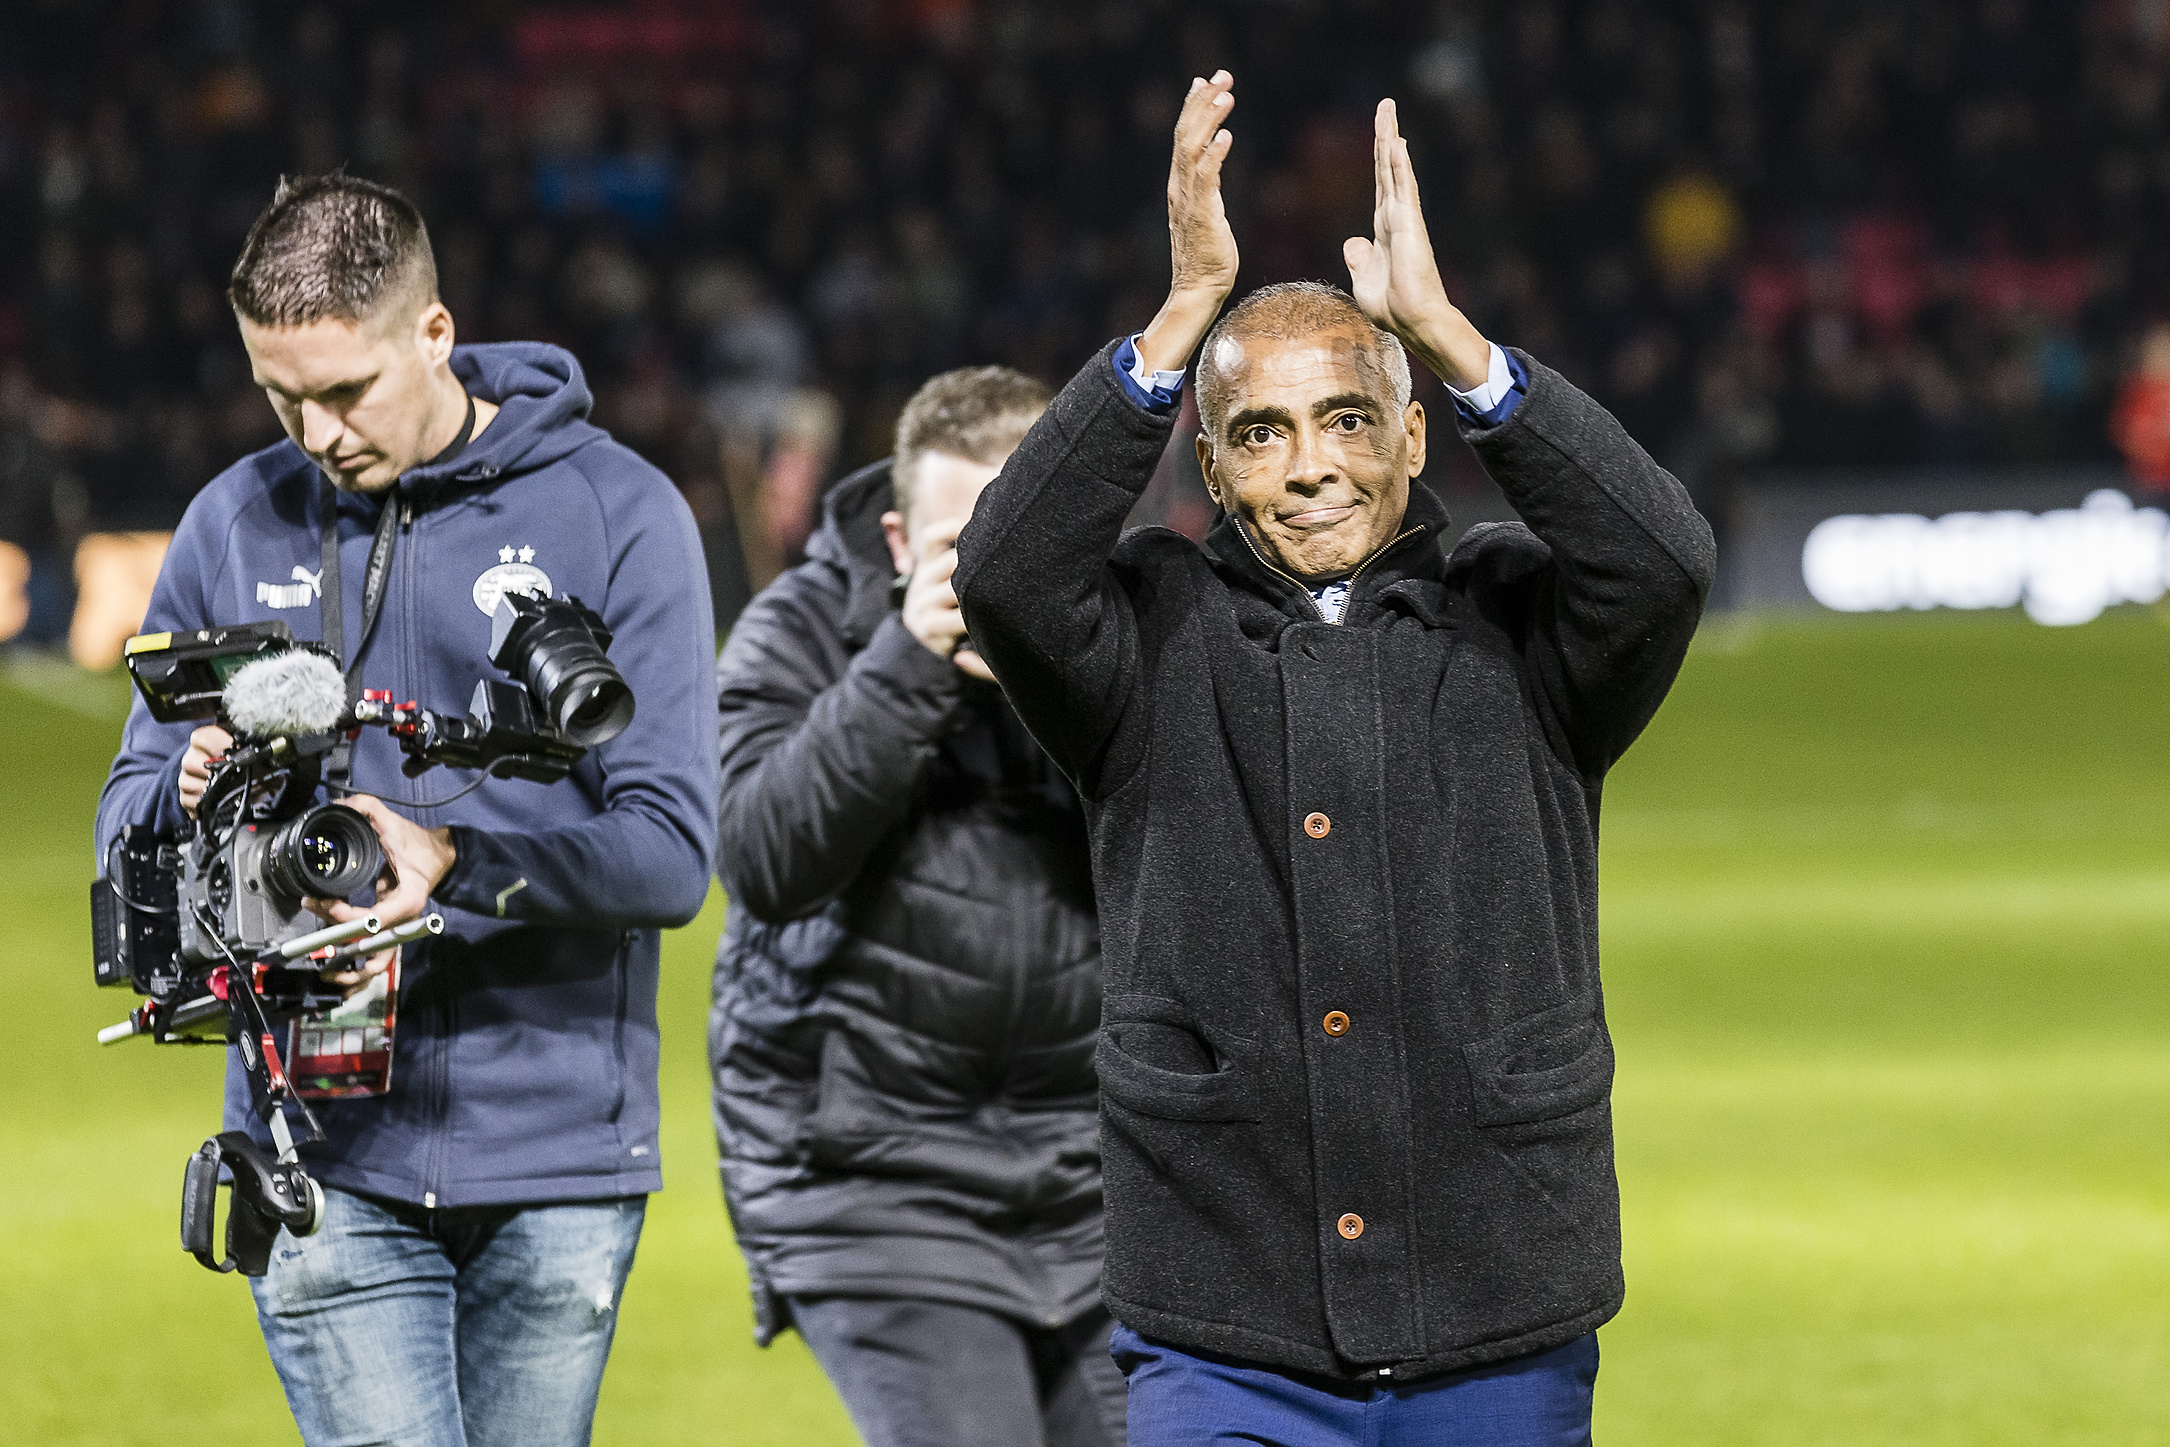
[179,1145,226,1270]
[180,1132,325,1277]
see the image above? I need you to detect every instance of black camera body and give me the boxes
[93,625,367,992]
[95,593,630,1003]
[91,590,634,1275]
[356,593,630,784]
[90,826,181,995]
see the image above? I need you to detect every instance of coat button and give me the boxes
[1322,1011,1350,1037]
[1337,1213,1365,1239]
[1303,812,1331,839]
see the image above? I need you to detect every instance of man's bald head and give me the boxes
[1195,282,1411,443]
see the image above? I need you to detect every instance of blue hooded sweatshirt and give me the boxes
[95,343,718,1207]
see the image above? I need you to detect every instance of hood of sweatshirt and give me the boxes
[804,459,900,649]
[378,342,610,496]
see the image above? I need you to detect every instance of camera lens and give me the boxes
[565,682,617,734]
[491,597,636,748]
[535,652,633,747]
[262,804,382,901]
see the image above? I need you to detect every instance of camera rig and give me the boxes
[91,591,632,1274]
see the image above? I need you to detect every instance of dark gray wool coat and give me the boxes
[712,463,1104,1344]
[955,340,1715,1382]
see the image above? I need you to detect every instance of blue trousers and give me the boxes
[1113,1325,1598,1447]
[250,1185,646,1447]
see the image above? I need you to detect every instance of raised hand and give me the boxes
[1167,71,1239,301]
[1137,71,1240,376]
[1342,99,1491,391]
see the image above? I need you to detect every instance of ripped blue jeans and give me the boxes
[250,1185,646,1447]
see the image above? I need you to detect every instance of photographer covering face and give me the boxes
[94,174,718,1447]
[711,367,1124,1447]
[956,76,1714,1445]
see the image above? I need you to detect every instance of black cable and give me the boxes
[103,836,177,916]
[196,912,326,1143]
[199,772,250,854]
[401,758,519,808]
[198,906,241,968]
[331,755,520,810]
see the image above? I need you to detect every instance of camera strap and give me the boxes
[319,393,476,788]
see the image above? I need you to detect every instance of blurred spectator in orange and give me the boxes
[68,531,168,670]
[2110,323,2170,494]
[0,540,28,643]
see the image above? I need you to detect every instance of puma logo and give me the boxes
[257,565,323,610]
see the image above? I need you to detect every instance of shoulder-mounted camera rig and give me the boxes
[91,591,633,1274]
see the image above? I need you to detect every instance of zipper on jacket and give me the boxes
[1232,517,1329,621]
[423,992,455,1206]
[402,493,452,1208]
[1343,526,1425,604]
[991,919,1028,1097]
[983,715,1042,1103]
[609,930,631,1128]
[1233,517,1426,625]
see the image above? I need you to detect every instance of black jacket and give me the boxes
[956,342,1714,1381]
[711,462,1104,1343]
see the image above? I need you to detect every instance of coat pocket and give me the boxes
[1095,994,1263,1123]
[1461,992,1614,1129]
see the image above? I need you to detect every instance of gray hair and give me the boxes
[1195,281,1412,442]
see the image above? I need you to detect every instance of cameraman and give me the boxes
[93,174,717,1447]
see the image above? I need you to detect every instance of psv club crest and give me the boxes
[473,544,553,616]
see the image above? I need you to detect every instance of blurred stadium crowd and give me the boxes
[6,0,2170,655]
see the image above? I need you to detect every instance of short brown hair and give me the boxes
[892,366,1052,524]
[228,173,438,329]
[1195,281,1412,442]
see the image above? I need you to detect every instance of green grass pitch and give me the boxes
[4,609,2167,1444]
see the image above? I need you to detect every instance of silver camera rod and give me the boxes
[315,913,444,969]
[277,913,386,959]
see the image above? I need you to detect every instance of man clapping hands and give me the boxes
[957,73,1714,1446]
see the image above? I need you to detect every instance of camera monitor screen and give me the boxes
[123,621,298,723]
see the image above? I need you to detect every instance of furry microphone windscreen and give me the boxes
[222,649,349,738]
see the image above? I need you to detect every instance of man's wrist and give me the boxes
[1115,334,1187,414]
[1138,287,1228,376]
[424,826,457,893]
[871,611,971,691]
[436,823,478,904]
[859,613,971,735]
[1404,307,1492,393]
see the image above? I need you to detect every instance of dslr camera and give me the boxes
[90,591,632,1275]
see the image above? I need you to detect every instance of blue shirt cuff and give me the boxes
[1113,333,1186,414]
[1452,347,1528,429]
